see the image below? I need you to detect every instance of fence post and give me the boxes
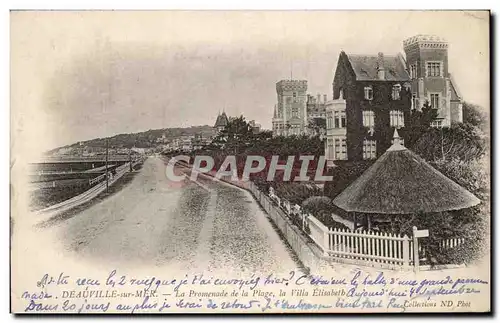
[323,227,329,256]
[402,234,410,270]
[412,226,420,273]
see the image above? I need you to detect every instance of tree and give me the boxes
[307,118,326,137]
[462,101,488,133]
[213,115,254,154]
[404,100,439,149]
[412,123,487,163]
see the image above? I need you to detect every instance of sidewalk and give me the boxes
[178,161,355,230]
[178,161,251,190]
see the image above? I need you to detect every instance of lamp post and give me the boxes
[105,137,109,193]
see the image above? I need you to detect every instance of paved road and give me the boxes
[41,156,300,276]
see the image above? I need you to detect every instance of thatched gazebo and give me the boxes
[333,130,481,230]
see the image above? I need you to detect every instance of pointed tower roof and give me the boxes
[214,111,229,128]
[333,131,480,214]
[388,128,405,152]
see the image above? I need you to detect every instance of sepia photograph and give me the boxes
[9,10,491,314]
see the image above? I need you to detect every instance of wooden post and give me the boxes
[402,234,410,270]
[129,149,132,172]
[323,227,330,256]
[412,226,420,273]
[105,138,109,193]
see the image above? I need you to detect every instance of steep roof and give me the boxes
[333,137,480,214]
[449,73,462,101]
[214,112,229,128]
[345,53,411,81]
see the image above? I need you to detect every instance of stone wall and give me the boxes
[249,182,331,274]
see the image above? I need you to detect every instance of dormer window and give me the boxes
[364,86,373,100]
[391,84,402,100]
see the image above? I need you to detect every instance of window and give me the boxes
[333,110,346,128]
[410,64,417,79]
[363,139,377,160]
[412,94,417,110]
[327,138,334,159]
[362,110,375,128]
[292,106,299,118]
[390,110,405,128]
[392,84,402,100]
[326,113,333,129]
[430,93,440,109]
[426,62,442,77]
[364,86,373,100]
[334,137,347,160]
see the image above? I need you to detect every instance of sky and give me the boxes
[11,11,489,155]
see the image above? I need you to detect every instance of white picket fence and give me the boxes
[248,181,466,271]
[439,237,465,249]
[327,228,411,268]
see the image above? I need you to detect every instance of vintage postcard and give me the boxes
[10,10,491,314]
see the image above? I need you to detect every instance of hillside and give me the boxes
[49,125,216,153]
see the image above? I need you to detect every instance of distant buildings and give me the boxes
[131,147,146,155]
[306,94,327,137]
[272,80,308,136]
[271,80,328,137]
[248,120,262,134]
[324,34,464,163]
[214,111,229,133]
[212,110,262,140]
[181,137,193,152]
[403,35,463,127]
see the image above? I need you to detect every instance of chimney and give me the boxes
[317,93,321,103]
[377,52,385,80]
[323,94,327,103]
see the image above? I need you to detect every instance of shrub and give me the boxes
[432,157,489,200]
[302,196,332,215]
[302,196,350,231]
[273,182,320,206]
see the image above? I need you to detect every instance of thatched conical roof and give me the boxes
[333,132,480,215]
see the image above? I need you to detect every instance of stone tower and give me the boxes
[272,80,308,136]
[403,35,463,127]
